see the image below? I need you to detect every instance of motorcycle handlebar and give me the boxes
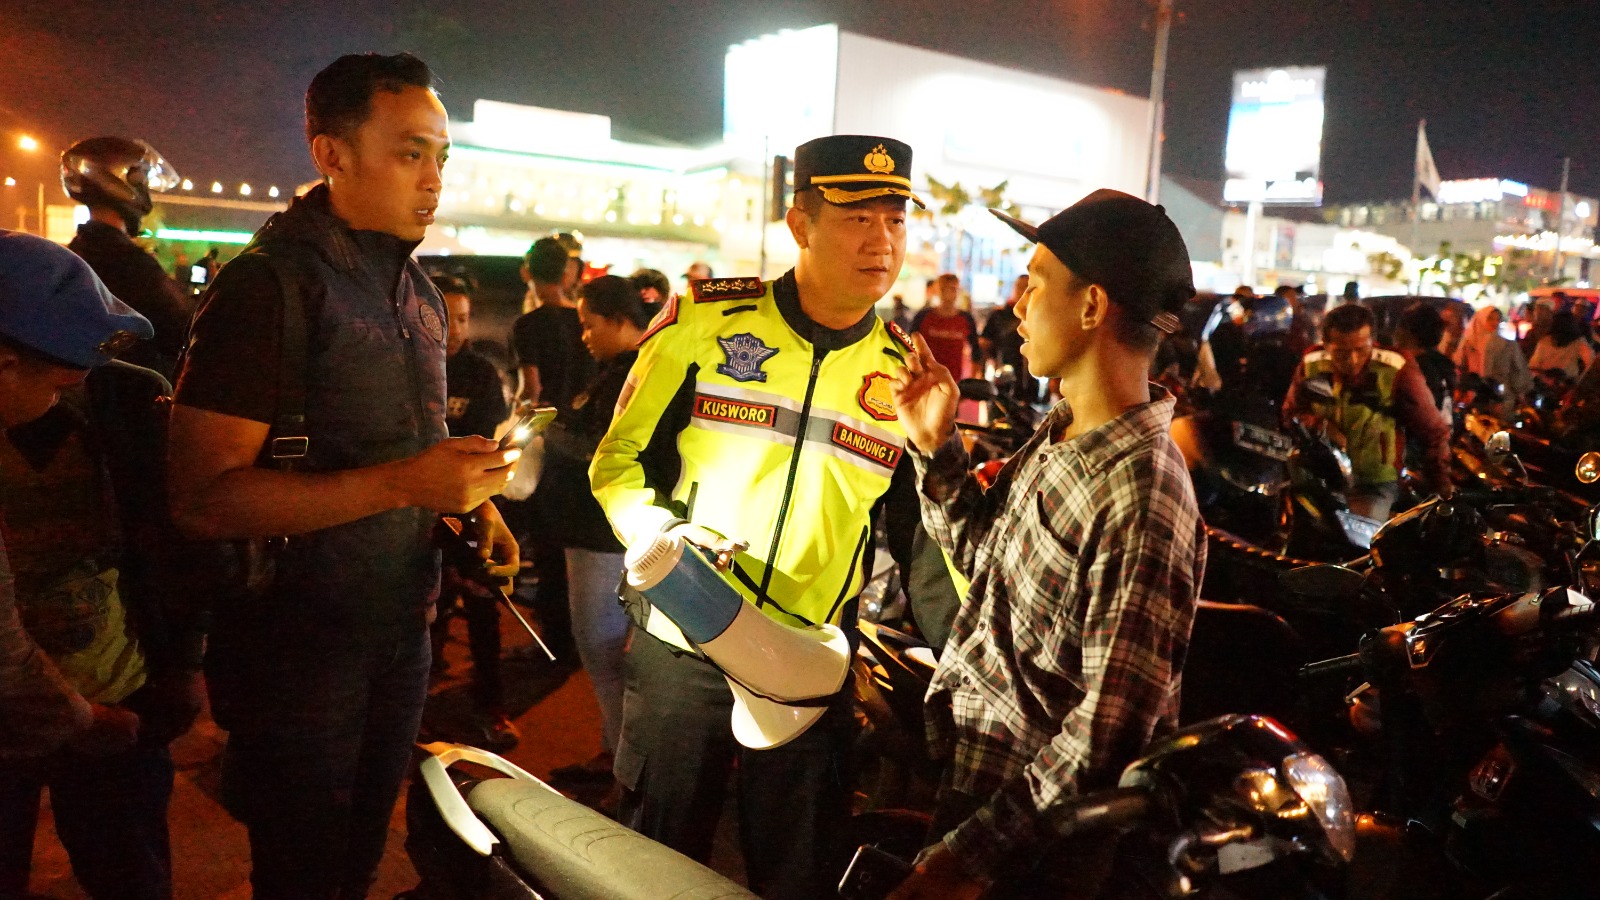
[1299,653,1363,680]
[1056,786,1153,838]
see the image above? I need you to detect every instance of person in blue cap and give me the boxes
[0,230,174,897]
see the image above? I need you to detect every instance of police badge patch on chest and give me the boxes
[418,303,446,343]
[716,333,779,383]
[858,372,898,421]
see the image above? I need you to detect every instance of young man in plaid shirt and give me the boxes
[888,190,1207,900]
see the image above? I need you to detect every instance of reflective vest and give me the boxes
[1300,347,1406,485]
[591,272,910,649]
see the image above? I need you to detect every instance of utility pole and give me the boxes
[1553,155,1571,283]
[1144,0,1175,204]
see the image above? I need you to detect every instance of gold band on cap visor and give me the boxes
[808,173,916,189]
[817,184,927,208]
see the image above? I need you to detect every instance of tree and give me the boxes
[915,176,1017,282]
[1368,251,1405,282]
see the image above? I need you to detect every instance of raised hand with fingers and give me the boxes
[892,332,961,454]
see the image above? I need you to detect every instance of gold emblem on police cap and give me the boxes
[96,330,139,358]
[864,144,896,175]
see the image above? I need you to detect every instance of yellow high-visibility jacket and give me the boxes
[590,271,910,649]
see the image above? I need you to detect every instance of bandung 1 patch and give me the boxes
[716,333,779,383]
[830,422,902,469]
[693,394,778,427]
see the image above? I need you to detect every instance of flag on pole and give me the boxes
[1415,120,1442,199]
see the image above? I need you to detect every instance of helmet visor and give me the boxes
[133,144,181,193]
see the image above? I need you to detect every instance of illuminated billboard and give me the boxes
[1222,67,1326,206]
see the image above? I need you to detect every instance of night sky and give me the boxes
[3,0,1598,203]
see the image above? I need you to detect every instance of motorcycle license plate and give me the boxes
[1232,422,1294,461]
[1335,509,1383,549]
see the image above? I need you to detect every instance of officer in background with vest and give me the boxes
[590,134,922,898]
[1282,301,1452,520]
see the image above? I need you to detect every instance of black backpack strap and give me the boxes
[262,252,311,469]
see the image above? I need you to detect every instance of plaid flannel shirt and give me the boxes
[913,385,1205,879]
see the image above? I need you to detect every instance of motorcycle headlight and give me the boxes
[1282,751,1356,864]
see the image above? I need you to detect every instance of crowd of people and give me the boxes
[1179,278,1600,525]
[7,46,1477,900]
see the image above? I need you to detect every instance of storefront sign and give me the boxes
[1223,67,1327,206]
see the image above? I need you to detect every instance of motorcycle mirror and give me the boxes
[1281,564,1364,599]
[1576,451,1600,485]
[1486,431,1513,460]
[957,378,997,402]
[1589,507,1600,543]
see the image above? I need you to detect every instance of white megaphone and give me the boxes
[625,531,852,750]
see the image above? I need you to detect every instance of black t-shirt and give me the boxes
[69,221,194,378]
[446,349,508,439]
[174,229,411,423]
[534,349,635,552]
[981,303,1025,371]
[510,305,593,410]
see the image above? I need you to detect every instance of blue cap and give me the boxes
[0,230,153,368]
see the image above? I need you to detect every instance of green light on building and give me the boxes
[154,228,253,245]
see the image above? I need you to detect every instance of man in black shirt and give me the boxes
[507,237,588,659]
[511,236,592,410]
[981,273,1034,400]
[167,54,518,899]
[432,274,519,749]
[61,137,194,379]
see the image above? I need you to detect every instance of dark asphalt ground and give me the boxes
[20,601,628,899]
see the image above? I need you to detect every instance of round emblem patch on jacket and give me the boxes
[857,372,898,421]
[418,304,445,343]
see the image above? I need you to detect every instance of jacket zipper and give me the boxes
[757,347,825,606]
[392,265,426,435]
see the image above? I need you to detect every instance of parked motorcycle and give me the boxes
[399,741,758,900]
[1296,579,1600,897]
[852,714,1464,899]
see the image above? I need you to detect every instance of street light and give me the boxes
[10,134,46,235]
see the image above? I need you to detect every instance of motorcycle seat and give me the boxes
[467,777,758,899]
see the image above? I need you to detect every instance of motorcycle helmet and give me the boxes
[60,137,181,235]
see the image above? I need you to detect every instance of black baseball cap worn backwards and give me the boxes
[991,189,1195,335]
[794,135,926,209]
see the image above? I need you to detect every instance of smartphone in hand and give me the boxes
[497,406,558,452]
[838,845,914,900]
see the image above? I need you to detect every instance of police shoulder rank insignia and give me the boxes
[418,303,446,343]
[716,332,779,383]
[886,321,914,353]
[857,372,898,421]
[640,294,680,343]
[692,276,765,302]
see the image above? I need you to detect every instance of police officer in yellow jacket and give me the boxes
[591,134,922,897]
